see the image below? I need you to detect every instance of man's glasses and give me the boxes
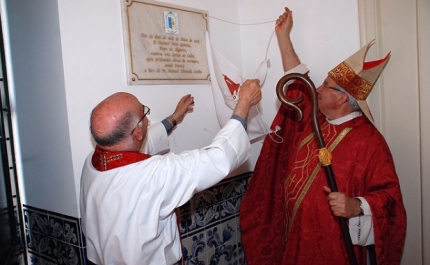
[321,82,344,93]
[130,104,150,135]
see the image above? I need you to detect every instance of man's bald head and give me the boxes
[90,92,142,148]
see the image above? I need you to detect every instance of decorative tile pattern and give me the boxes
[22,172,252,265]
[179,172,251,265]
[23,205,85,265]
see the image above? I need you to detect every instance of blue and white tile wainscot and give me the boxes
[23,204,86,265]
[23,171,252,265]
[177,172,251,265]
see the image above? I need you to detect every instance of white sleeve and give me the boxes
[141,121,170,155]
[349,197,375,246]
[157,119,251,217]
[284,64,309,75]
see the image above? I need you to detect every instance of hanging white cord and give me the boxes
[209,15,277,26]
[208,14,284,144]
[209,14,276,60]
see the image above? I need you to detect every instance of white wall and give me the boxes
[358,0,429,263]
[418,0,430,262]
[1,0,76,216]
[4,0,424,264]
[57,0,242,213]
[238,0,359,150]
[58,0,359,218]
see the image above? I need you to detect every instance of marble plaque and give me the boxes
[121,0,210,85]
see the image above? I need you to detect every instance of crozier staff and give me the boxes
[240,7,406,265]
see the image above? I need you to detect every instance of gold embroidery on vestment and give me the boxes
[318,148,332,166]
[285,127,353,236]
[101,153,123,171]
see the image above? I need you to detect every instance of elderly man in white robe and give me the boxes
[80,79,261,265]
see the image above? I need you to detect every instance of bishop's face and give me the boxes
[316,76,346,120]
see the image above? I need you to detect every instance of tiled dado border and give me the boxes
[178,172,251,265]
[23,172,252,265]
[23,204,86,265]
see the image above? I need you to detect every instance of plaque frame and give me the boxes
[121,0,210,85]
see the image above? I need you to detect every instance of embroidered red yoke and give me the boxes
[240,79,406,265]
[91,145,151,171]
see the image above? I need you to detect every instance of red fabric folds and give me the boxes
[240,78,406,265]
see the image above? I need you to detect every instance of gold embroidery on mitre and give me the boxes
[318,148,332,166]
[328,62,372,100]
[328,62,356,88]
[346,78,372,100]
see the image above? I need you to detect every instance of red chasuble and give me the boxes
[240,79,406,265]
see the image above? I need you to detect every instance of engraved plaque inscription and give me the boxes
[121,0,210,85]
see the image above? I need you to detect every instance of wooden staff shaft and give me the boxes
[276,73,358,265]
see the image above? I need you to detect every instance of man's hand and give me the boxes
[323,186,362,218]
[275,7,294,40]
[233,79,262,121]
[275,7,300,72]
[171,94,194,124]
